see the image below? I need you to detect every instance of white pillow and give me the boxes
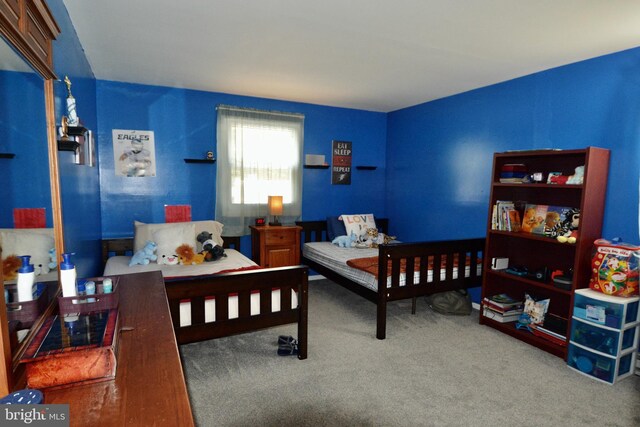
[0,229,55,275]
[340,214,377,240]
[152,223,196,262]
[134,220,224,252]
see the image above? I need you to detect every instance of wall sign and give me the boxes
[332,140,352,185]
[112,129,156,177]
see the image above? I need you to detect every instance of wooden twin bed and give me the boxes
[101,218,483,351]
[296,219,485,339]
[101,237,308,359]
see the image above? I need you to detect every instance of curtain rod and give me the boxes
[216,104,304,119]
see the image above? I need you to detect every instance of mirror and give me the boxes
[0,38,59,389]
[0,37,58,370]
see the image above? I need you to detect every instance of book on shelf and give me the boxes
[483,299,523,314]
[529,313,568,346]
[486,293,523,309]
[521,204,547,234]
[521,204,578,237]
[482,307,522,323]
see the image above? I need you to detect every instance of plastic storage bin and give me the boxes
[573,288,639,328]
[567,342,634,384]
[570,317,637,357]
[569,288,639,384]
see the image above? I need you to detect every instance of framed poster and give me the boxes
[332,140,352,185]
[112,129,156,177]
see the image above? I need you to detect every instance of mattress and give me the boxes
[104,249,298,327]
[303,241,479,292]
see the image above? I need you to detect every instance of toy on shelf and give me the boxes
[556,208,580,244]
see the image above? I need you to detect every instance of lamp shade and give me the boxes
[268,195,283,216]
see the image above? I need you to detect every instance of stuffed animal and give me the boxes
[566,166,584,185]
[2,255,21,281]
[129,240,158,266]
[365,228,397,248]
[158,254,180,265]
[176,244,205,265]
[332,231,358,248]
[556,208,580,244]
[196,231,226,262]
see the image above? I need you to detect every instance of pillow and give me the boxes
[134,220,223,252]
[152,223,196,262]
[340,214,376,240]
[326,216,347,241]
[0,229,55,275]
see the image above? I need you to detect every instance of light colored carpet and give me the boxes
[180,279,640,427]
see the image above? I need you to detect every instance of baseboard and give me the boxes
[472,302,481,311]
[309,274,326,281]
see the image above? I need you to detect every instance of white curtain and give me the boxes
[215,105,304,236]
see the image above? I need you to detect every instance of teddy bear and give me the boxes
[2,255,21,281]
[129,240,158,266]
[196,231,226,262]
[176,244,205,265]
[332,231,358,248]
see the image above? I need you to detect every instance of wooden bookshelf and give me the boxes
[480,148,610,360]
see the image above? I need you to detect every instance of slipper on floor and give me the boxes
[278,335,296,346]
[277,342,299,356]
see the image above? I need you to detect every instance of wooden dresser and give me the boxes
[250,225,301,268]
[44,271,194,427]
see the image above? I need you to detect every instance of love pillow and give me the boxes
[340,214,376,239]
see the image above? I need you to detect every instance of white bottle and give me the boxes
[60,253,77,298]
[17,255,35,302]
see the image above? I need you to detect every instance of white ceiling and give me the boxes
[63,0,640,113]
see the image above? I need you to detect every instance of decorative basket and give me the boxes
[58,276,120,316]
[6,282,53,329]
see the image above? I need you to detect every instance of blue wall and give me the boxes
[387,47,640,244]
[49,0,102,277]
[96,81,387,255]
[0,70,51,228]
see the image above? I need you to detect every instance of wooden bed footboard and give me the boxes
[296,219,484,340]
[376,238,484,339]
[102,237,308,359]
[164,266,308,359]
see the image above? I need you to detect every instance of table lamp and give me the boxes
[268,195,283,226]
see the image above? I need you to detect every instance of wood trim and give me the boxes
[0,0,58,79]
[0,247,12,396]
[45,77,65,275]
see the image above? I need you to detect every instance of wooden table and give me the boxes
[44,271,194,426]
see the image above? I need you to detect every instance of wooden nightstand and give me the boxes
[249,225,301,268]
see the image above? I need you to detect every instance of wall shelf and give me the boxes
[355,166,377,170]
[0,153,15,159]
[67,125,88,136]
[184,158,215,164]
[304,164,329,169]
[57,140,80,152]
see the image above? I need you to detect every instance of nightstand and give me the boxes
[249,225,301,268]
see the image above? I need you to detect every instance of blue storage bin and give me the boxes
[570,318,621,356]
[567,343,634,384]
[573,289,639,329]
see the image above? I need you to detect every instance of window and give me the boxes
[215,105,304,235]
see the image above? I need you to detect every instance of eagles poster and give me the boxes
[112,129,156,177]
[332,140,352,185]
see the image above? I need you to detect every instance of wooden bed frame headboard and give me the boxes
[101,236,242,266]
[295,218,389,243]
